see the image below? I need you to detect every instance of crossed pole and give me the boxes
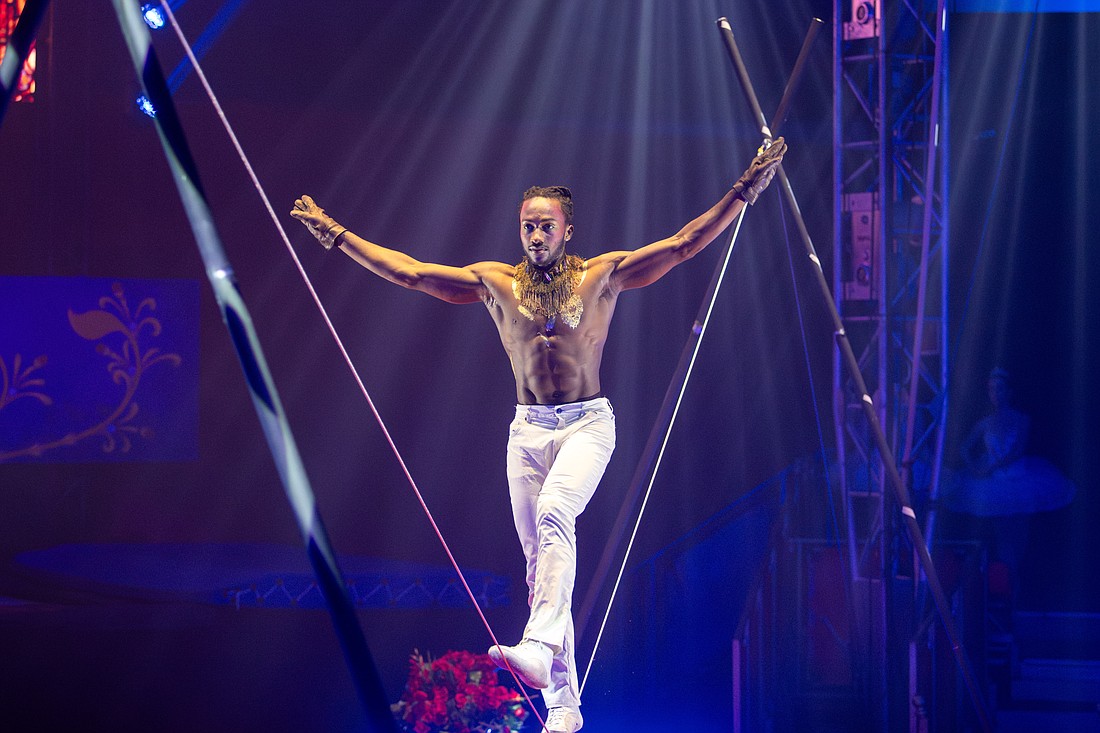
[578,14,989,732]
[577,14,825,665]
[716,14,991,733]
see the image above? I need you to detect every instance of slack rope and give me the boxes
[157,4,546,727]
[579,208,748,694]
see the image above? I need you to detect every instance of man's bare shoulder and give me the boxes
[583,251,632,295]
[465,261,515,308]
[467,260,515,286]
[585,250,631,270]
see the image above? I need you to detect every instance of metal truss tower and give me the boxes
[833,0,949,728]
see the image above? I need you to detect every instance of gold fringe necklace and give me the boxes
[512,254,586,331]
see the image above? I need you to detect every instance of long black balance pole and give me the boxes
[108,3,397,730]
[0,0,48,125]
[716,16,992,733]
[576,17,824,649]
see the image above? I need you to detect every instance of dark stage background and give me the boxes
[0,2,1096,731]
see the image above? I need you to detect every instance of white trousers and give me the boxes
[506,397,616,709]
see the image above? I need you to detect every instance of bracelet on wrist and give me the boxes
[320,224,348,250]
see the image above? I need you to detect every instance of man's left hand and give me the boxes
[733,137,787,205]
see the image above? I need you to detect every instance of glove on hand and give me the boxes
[291,195,348,250]
[732,137,787,205]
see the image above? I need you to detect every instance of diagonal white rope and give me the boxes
[579,207,747,695]
[157,5,546,727]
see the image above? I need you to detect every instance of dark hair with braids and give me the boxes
[520,185,574,225]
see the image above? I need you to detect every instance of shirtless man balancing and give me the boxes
[290,138,785,733]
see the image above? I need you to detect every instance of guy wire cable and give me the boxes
[578,15,824,691]
[110,2,397,728]
[715,15,992,731]
[579,206,749,695]
[777,187,843,548]
[157,3,547,725]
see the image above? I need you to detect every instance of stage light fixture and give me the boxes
[136,94,157,118]
[141,3,166,30]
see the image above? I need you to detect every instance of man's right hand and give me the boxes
[291,195,347,250]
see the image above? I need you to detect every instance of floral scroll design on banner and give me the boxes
[0,353,51,411]
[0,282,181,461]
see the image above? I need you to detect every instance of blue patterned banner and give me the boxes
[0,276,199,463]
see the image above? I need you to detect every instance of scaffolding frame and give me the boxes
[833,0,951,728]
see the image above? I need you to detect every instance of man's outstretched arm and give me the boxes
[600,138,786,292]
[290,195,493,304]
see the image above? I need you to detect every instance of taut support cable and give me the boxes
[154,3,545,726]
[110,2,397,728]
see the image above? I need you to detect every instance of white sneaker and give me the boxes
[487,639,552,689]
[544,705,583,733]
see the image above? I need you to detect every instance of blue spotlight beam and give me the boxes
[107,3,397,730]
[574,15,823,667]
[0,0,48,125]
[716,17,992,733]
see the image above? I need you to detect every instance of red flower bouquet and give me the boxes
[391,650,528,733]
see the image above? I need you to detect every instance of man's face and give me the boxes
[519,196,572,268]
